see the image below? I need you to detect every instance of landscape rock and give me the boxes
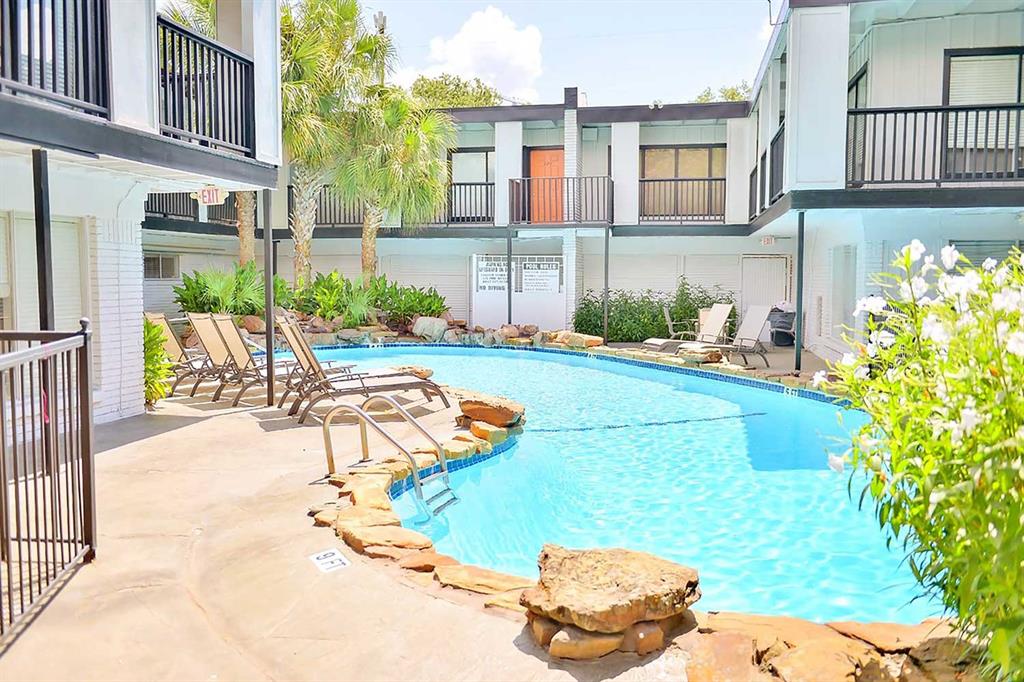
[484,589,528,613]
[442,329,461,343]
[341,525,433,553]
[307,500,343,516]
[384,450,437,470]
[312,508,338,527]
[826,620,954,654]
[680,630,761,682]
[619,621,665,655]
[706,612,871,661]
[563,332,604,348]
[331,506,401,533]
[459,396,525,427]
[433,564,533,595]
[349,484,393,511]
[441,439,477,460]
[769,645,860,682]
[528,613,562,647]
[307,316,331,333]
[240,315,266,334]
[900,637,980,682]
[521,324,539,336]
[531,331,547,346]
[452,432,492,454]
[389,365,435,381]
[361,545,416,561]
[411,316,449,342]
[548,625,623,660]
[469,421,508,445]
[397,551,459,572]
[520,545,700,633]
[497,324,520,339]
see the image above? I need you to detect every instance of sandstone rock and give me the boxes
[397,551,458,572]
[528,613,562,647]
[308,316,330,333]
[454,414,473,429]
[273,306,298,324]
[240,315,266,334]
[521,324,539,336]
[452,432,492,455]
[441,439,477,460]
[452,319,467,327]
[389,365,434,380]
[531,331,547,346]
[564,332,604,348]
[341,525,433,553]
[769,645,860,682]
[484,589,528,614]
[469,421,508,444]
[459,396,524,427]
[434,564,533,595]
[308,500,343,516]
[506,337,532,346]
[312,508,339,527]
[349,484,393,511]
[441,310,455,324]
[706,612,870,662]
[900,637,980,682]
[619,621,665,655]
[184,330,201,348]
[681,631,761,682]
[362,545,416,561]
[520,544,700,633]
[548,625,623,660]
[332,506,400,533]
[384,450,437,470]
[497,324,520,339]
[826,620,955,654]
[442,329,461,344]
[335,328,366,342]
[411,316,448,342]
[337,473,393,496]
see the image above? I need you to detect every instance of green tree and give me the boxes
[333,86,456,283]
[410,73,502,109]
[281,0,392,284]
[693,80,752,103]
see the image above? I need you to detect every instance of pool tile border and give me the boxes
[387,436,519,500]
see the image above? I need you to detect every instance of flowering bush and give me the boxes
[819,242,1024,678]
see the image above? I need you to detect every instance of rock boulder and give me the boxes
[240,315,266,334]
[459,396,524,427]
[411,316,449,342]
[548,625,623,660]
[434,564,534,594]
[341,525,433,553]
[520,544,700,634]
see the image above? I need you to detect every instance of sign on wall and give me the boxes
[476,259,510,292]
[471,255,566,330]
[521,261,560,293]
[192,185,228,206]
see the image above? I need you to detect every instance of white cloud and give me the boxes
[395,6,543,104]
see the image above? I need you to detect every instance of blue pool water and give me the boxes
[317,345,936,623]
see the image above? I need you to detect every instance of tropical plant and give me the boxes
[410,73,502,108]
[163,0,216,36]
[143,318,174,407]
[820,242,1024,679]
[333,85,456,283]
[281,0,392,285]
[273,274,294,310]
[172,271,211,313]
[172,262,265,315]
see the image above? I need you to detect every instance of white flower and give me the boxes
[870,329,896,348]
[940,244,960,270]
[839,352,857,367]
[827,453,845,474]
[994,266,1010,287]
[921,314,950,345]
[992,288,1023,312]
[853,295,887,317]
[983,257,998,271]
[865,342,878,358]
[853,365,870,380]
[1007,331,1024,357]
[951,407,982,445]
[901,239,927,263]
[899,276,929,303]
[811,370,828,388]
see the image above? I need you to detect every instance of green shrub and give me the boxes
[172,261,264,315]
[294,271,447,326]
[822,243,1024,679]
[273,274,294,310]
[143,318,174,407]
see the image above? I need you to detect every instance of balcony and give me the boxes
[145,191,239,226]
[509,176,613,225]
[639,178,725,223]
[417,182,495,227]
[0,0,110,116]
[156,16,255,157]
[769,123,784,203]
[847,104,1024,187]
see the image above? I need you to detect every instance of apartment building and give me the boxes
[0,0,282,421]
[142,0,1024,364]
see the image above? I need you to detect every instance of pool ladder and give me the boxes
[322,395,458,517]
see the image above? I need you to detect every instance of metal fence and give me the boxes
[0,321,95,640]
[769,124,785,203]
[638,178,725,223]
[508,176,613,225]
[144,192,198,221]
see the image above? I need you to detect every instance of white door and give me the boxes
[13,216,85,331]
[740,255,789,341]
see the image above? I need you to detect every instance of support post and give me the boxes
[32,149,54,330]
[78,318,96,561]
[272,240,279,276]
[506,226,513,324]
[794,211,805,372]
[603,224,610,341]
[262,189,275,406]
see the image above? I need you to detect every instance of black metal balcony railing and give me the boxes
[285,186,365,228]
[509,176,613,225]
[748,165,759,221]
[0,0,110,116]
[145,192,198,221]
[758,151,767,212]
[426,182,495,225]
[157,16,255,157]
[769,124,785,203]
[639,178,725,222]
[207,193,238,225]
[0,323,96,640]
[847,104,1024,186]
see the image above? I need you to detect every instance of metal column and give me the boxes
[506,226,513,324]
[262,190,275,406]
[794,211,805,372]
[602,224,610,341]
[32,149,54,330]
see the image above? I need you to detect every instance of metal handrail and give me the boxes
[321,395,451,502]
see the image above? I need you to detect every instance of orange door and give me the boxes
[528,148,564,223]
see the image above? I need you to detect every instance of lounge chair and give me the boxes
[144,312,210,395]
[276,320,356,407]
[209,313,297,406]
[642,303,733,353]
[277,320,450,424]
[184,312,235,397]
[684,304,773,367]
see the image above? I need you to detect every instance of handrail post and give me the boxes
[77,318,96,561]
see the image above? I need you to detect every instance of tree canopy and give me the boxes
[410,73,502,109]
[693,80,752,103]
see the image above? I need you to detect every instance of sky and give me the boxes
[366,0,778,106]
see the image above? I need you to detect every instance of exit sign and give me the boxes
[760,236,776,246]
[194,185,227,206]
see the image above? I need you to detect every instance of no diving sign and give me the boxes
[309,548,350,573]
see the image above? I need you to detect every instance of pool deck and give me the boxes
[0,384,706,682]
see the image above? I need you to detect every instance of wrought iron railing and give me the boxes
[156,16,255,156]
[769,124,785,203]
[758,151,767,212]
[0,321,95,640]
[509,176,613,225]
[207,193,238,225]
[639,178,725,222]
[0,0,110,116]
[847,104,1024,186]
[418,182,495,226]
[748,165,759,221]
[144,192,198,221]
[287,186,365,228]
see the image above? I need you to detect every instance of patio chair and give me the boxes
[642,303,733,353]
[277,320,449,424]
[144,312,210,395]
[209,313,298,406]
[685,304,773,368]
[276,320,357,408]
[184,312,236,398]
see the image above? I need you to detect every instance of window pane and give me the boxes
[642,149,675,178]
[161,256,178,279]
[144,255,161,279]
[948,55,1019,105]
[710,147,726,177]
[451,151,488,183]
[677,148,709,178]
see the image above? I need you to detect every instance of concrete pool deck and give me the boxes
[0,387,701,682]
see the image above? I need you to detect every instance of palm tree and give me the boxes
[281,0,391,285]
[333,86,455,282]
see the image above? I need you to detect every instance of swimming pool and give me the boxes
[317,345,936,624]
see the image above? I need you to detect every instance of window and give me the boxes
[830,245,858,340]
[450,149,495,184]
[639,145,726,219]
[953,240,1024,266]
[144,254,179,280]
